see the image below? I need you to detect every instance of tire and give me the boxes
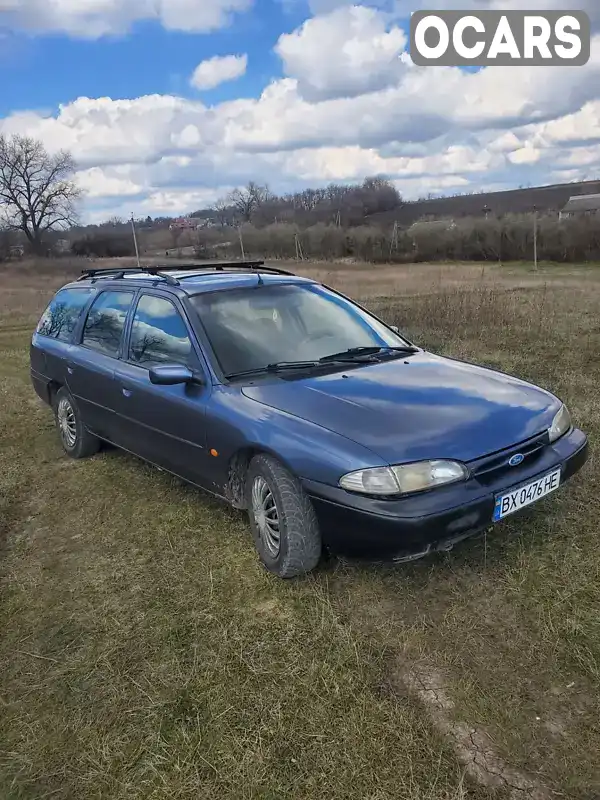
[53,387,100,459]
[246,454,322,579]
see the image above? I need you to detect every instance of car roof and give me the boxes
[66,262,317,296]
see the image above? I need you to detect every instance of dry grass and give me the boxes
[0,259,598,799]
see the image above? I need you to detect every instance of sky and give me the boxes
[1,0,600,222]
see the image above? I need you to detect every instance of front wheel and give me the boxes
[53,387,100,459]
[246,454,322,579]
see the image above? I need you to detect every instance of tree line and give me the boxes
[206,178,403,229]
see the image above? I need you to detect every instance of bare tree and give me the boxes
[228,182,269,223]
[0,134,81,254]
[213,197,231,227]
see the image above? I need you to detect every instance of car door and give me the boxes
[111,291,213,488]
[65,288,137,440]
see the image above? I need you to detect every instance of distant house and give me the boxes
[169,217,198,231]
[559,194,600,220]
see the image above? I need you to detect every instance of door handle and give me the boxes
[66,363,75,375]
[122,387,133,398]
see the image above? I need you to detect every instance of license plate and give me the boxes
[493,468,562,522]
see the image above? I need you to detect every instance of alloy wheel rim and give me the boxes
[57,397,77,448]
[251,476,281,558]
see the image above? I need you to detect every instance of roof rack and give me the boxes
[78,261,298,284]
[78,266,180,286]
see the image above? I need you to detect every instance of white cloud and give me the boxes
[0,0,252,37]
[307,0,391,13]
[275,5,408,100]
[0,95,213,167]
[75,166,144,198]
[275,143,501,182]
[507,146,541,166]
[190,54,248,91]
[525,101,600,146]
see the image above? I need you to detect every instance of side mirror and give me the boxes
[390,325,400,334]
[149,364,201,386]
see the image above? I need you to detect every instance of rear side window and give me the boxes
[129,295,193,367]
[82,291,134,357]
[36,288,94,342]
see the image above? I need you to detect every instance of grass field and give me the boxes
[0,259,598,800]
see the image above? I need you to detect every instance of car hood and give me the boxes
[241,352,561,464]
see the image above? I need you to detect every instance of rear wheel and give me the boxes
[246,454,322,579]
[53,387,100,459]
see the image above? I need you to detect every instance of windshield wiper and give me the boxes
[319,345,419,363]
[225,347,420,380]
[225,361,323,379]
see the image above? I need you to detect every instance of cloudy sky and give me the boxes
[1,0,599,222]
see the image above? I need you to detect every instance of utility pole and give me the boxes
[389,221,399,258]
[238,226,246,260]
[533,205,538,270]
[130,213,141,269]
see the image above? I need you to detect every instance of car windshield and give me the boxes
[190,282,412,377]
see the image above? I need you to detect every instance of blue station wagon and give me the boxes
[30,262,589,578]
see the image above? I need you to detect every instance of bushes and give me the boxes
[71,234,135,258]
[408,213,600,263]
[68,211,600,264]
[211,223,394,262]
[208,213,600,264]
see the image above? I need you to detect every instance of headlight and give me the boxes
[339,460,468,496]
[548,404,572,443]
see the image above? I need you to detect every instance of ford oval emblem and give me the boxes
[508,454,525,467]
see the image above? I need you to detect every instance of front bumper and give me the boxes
[303,429,589,562]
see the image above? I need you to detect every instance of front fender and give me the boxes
[205,385,386,490]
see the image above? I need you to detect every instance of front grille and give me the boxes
[469,433,549,486]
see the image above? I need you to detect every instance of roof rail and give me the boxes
[176,262,298,279]
[77,267,127,281]
[78,260,298,283]
[185,260,267,271]
[78,266,180,286]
